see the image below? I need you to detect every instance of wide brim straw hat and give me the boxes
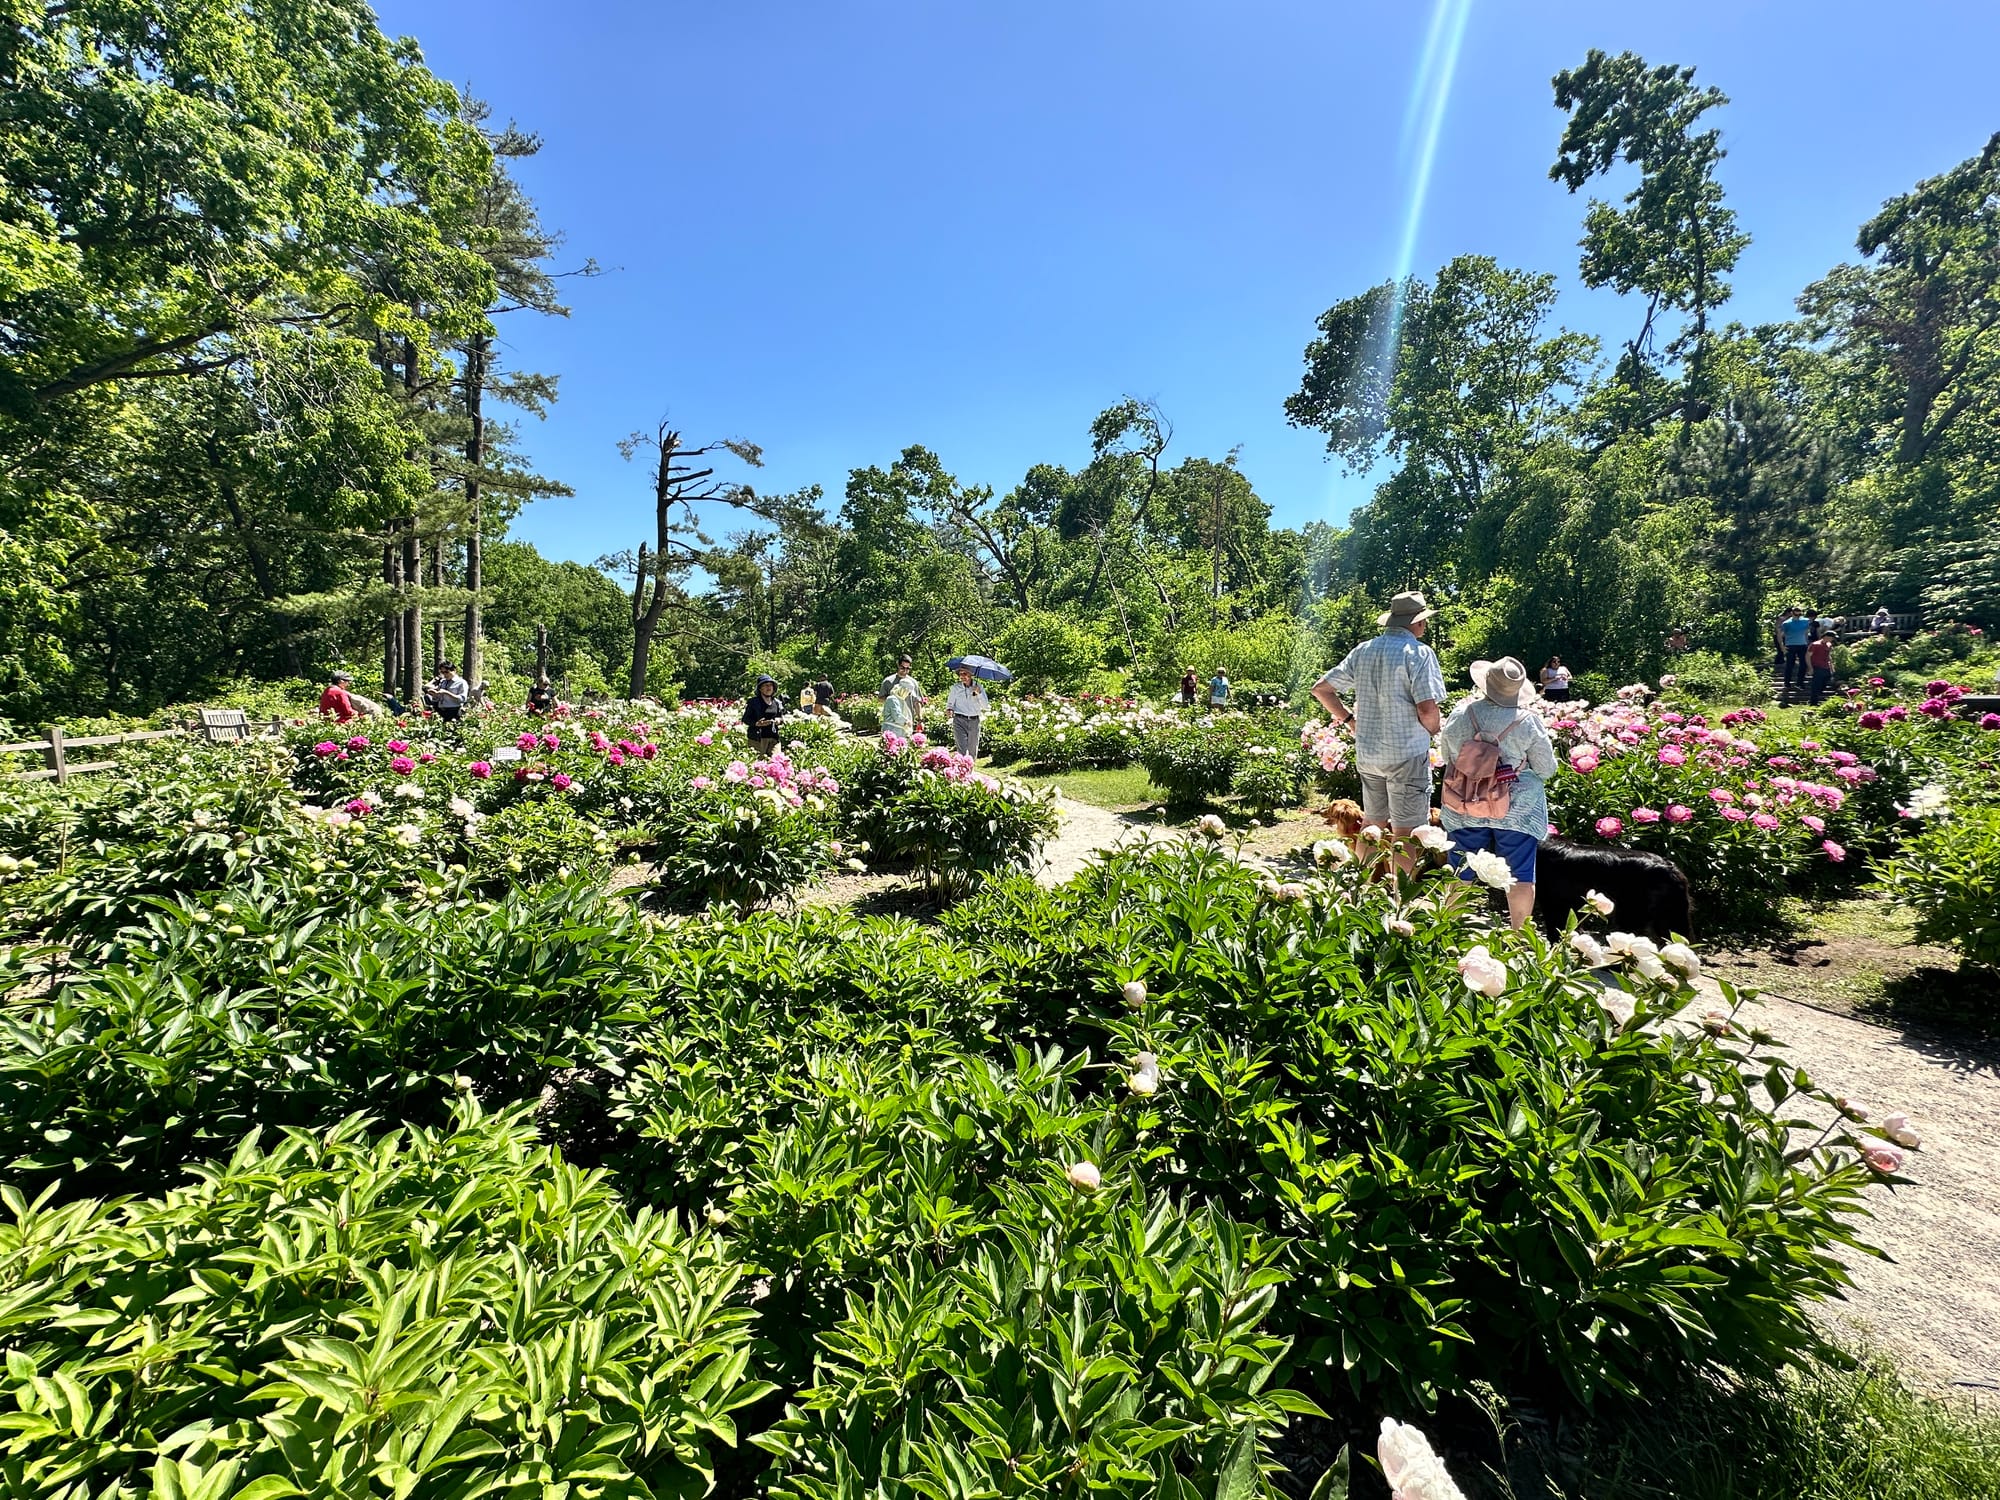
[1377,590,1436,627]
[1470,657,1535,706]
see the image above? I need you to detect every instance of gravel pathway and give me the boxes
[1712,983,2000,1393]
[1030,802,2000,1395]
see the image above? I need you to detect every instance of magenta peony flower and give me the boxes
[1982,714,2000,731]
[1707,787,1734,803]
[468,761,492,779]
[640,743,658,759]
[1857,711,1886,730]
[540,733,560,750]
[1664,804,1694,823]
[342,798,372,817]
[313,741,339,757]
[387,739,410,754]
[345,736,370,750]
[419,753,435,764]
[550,772,572,791]
[1720,806,1748,822]
[1595,816,1624,839]
[1823,839,1847,862]
[1885,705,1909,721]
[516,732,539,751]
[1751,812,1780,830]
[389,755,415,775]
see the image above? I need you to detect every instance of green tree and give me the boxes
[1550,50,1749,430]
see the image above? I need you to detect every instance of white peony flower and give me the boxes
[448,796,476,819]
[1129,1052,1161,1096]
[392,782,424,800]
[1568,932,1613,968]
[1196,813,1227,838]
[1359,823,1385,841]
[1463,848,1515,890]
[1660,942,1701,977]
[1313,839,1354,869]
[1411,823,1449,852]
[1606,931,1658,960]
[1388,917,1416,938]
[1584,889,1615,915]
[1881,1112,1921,1149]
[1378,1417,1469,1500]
[1457,945,1508,998]
[391,823,424,846]
[1634,953,1671,983]
[1065,1160,1102,1192]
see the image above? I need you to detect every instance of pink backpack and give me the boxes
[1441,713,1529,818]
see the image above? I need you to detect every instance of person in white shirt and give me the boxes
[947,665,989,757]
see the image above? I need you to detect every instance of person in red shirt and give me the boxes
[1806,631,1834,705]
[318,670,358,723]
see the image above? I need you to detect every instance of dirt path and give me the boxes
[1032,805,2000,1395]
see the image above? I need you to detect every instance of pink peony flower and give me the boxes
[1801,814,1825,832]
[1751,812,1780,831]
[910,731,928,748]
[1632,807,1661,824]
[1885,705,1908,722]
[695,732,713,746]
[1707,787,1734,804]
[1982,714,2000,731]
[468,761,492,779]
[345,736,370,750]
[387,739,409,753]
[389,755,415,775]
[1656,746,1686,767]
[550,772,572,791]
[640,743,658,759]
[312,741,339,758]
[1862,1145,1904,1174]
[1720,807,1748,822]
[1595,815,1624,839]
[1664,804,1694,823]
[1822,839,1846,862]
[724,760,750,783]
[419,753,435,764]
[691,775,713,790]
[541,733,561,750]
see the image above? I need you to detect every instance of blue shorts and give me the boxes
[1447,826,1539,884]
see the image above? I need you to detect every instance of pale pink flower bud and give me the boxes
[1862,1145,1905,1175]
[1120,980,1146,1008]
[1065,1160,1102,1191]
[1881,1112,1920,1149]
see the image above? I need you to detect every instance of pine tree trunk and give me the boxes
[430,545,445,669]
[383,534,401,696]
[402,523,422,707]
[462,334,488,684]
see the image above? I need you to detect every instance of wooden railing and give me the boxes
[1,715,286,784]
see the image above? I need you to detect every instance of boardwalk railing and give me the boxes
[0,715,285,784]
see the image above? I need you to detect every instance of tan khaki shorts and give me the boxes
[1359,757,1433,830]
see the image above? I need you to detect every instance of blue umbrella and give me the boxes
[947,654,1013,684]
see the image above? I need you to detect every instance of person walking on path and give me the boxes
[318,670,358,724]
[1538,656,1572,703]
[948,664,989,757]
[881,654,924,709]
[1779,607,1813,692]
[811,672,836,717]
[1439,658,1558,930]
[1807,630,1834,705]
[1208,667,1231,710]
[1310,591,1446,875]
[742,675,786,755]
[1179,667,1199,709]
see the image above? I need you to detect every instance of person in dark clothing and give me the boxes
[1178,668,1199,708]
[1806,632,1834,705]
[811,675,836,716]
[526,676,556,714]
[742,676,785,755]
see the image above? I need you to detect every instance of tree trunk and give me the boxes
[383,534,401,696]
[535,625,550,683]
[462,334,488,683]
[629,545,653,698]
[402,522,422,707]
[429,543,446,671]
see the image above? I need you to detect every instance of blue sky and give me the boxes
[372,0,2000,566]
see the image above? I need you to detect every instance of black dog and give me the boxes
[1534,841,1693,942]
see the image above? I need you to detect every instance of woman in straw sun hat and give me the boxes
[1438,656,1557,929]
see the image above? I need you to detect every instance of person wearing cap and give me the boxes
[1439,658,1557,929]
[742,675,786,755]
[318,670,358,724]
[1310,591,1446,873]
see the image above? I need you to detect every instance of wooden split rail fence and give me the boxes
[1,711,286,785]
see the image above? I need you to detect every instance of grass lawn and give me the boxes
[1708,891,1998,1037]
[1010,763,1160,811]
